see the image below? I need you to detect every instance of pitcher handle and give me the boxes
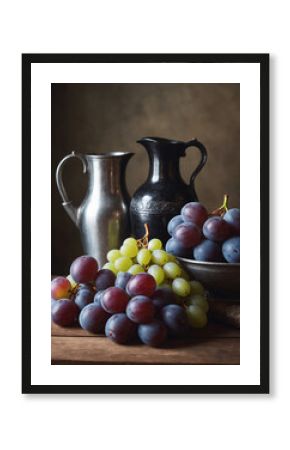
[55,151,87,225]
[185,138,208,194]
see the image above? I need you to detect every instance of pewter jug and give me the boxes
[130,137,207,243]
[56,151,133,266]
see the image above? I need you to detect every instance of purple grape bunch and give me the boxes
[166,197,240,263]
[51,254,209,347]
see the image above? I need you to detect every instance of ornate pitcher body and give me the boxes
[56,151,133,266]
[130,137,207,243]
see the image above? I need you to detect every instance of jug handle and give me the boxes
[185,138,208,193]
[55,151,87,225]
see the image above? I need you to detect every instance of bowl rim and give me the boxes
[177,256,240,267]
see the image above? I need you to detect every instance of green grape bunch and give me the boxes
[102,224,210,330]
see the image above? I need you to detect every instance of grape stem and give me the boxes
[209,194,229,217]
[137,223,150,249]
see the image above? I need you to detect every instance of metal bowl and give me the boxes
[177,257,240,298]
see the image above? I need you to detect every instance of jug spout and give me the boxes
[137,136,185,151]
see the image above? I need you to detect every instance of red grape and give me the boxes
[51,276,71,300]
[203,216,232,242]
[173,223,202,248]
[126,273,156,297]
[51,299,79,327]
[181,202,208,227]
[126,295,155,324]
[101,287,130,314]
[70,255,98,283]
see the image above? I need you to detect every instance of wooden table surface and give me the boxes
[51,318,240,365]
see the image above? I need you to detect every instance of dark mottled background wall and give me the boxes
[52,83,240,274]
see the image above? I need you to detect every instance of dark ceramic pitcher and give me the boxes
[130,137,207,242]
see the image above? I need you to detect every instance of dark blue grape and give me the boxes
[165,237,192,258]
[222,236,240,263]
[161,304,189,337]
[151,286,177,311]
[138,320,167,347]
[74,286,94,310]
[126,295,155,324]
[95,269,116,291]
[79,303,110,334]
[93,290,105,305]
[115,272,132,290]
[223,208,240,235]
[105,313,137,344]
[193,239,224,262]
[167,215,184,236]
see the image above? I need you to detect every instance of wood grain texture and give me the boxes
[51,335,239,365]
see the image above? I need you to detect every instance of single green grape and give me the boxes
[137,248,152,266]
[190,280,205,296]
[120,243,138,258]
[148,238,162,251]
[172,277,191,297]
[180,269,190,281]
[185,294,209,312]
[114,256,133,272]
[103,262,118,275]
[152,250,169,266]
[163,262,182,279]
[128,264,144,275]
[166,253,176,262]
[123,237,138,247]
[148,264,165,285]
[107,249,122,263]
[186,305,208,328]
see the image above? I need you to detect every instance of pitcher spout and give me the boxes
[137,136,185,146]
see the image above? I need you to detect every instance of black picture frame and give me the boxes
[22,53,269,394]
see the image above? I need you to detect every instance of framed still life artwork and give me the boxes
[22,53,269,394]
